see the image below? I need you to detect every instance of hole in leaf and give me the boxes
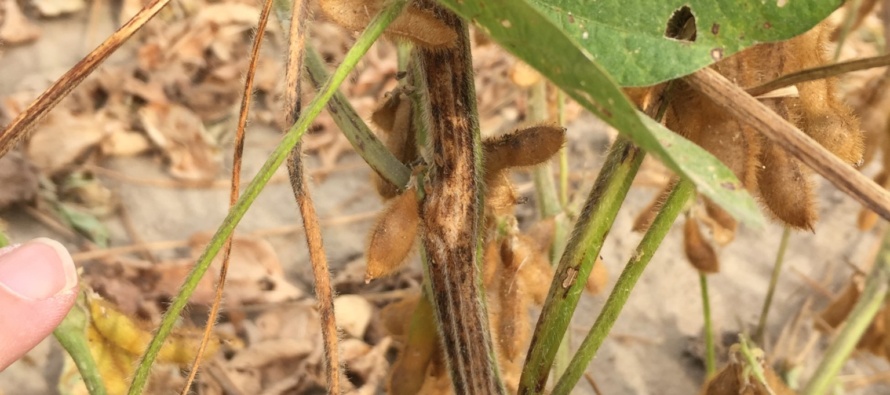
[664,5,697,42]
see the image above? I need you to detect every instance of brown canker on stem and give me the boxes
[683,216,720,274]
[415,2,502,392]
[318,0,457,49]
[365,188,420,283]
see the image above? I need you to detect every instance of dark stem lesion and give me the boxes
[414,1,504,393]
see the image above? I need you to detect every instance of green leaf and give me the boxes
[58,203,109,247]
[437,0,763,227]
[527,0,842,86]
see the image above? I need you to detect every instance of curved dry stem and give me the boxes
[0,0,171,159]
[179,0,275,392]
[282,0,342,392]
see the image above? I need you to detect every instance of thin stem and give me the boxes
[519,137,645,394]
[557,90,569,209]
[53,292,107,395]
[180,0,274,391]
[551,178,696,395]
[738,334,771,391]
[530,82,562,219]
[746,54,890,97]
[700,273,716,377]
[803,230,890,395]
[125,2,408,393]
[519,82,674,395]
[304,46,411,189]
[281,0,344,391]
[528,79,569,377]
[754,226,792,343]
[180,1,274,391]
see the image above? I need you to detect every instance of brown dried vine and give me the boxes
[179,0,275,391]
[283,0,342,392]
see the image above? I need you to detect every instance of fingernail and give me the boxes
[0,238,78,300]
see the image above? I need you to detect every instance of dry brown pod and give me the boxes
[484,171,519,219]
[318,0,457,49]
[819,280,862,329]
[378,292,420,339]
[516,233,555,305]
[370,88,417,199]
[387,294,439,395]
[509,61,542,88]
[683,216,720,274]
[482,238,502,289]
[497,235,537,360]
[700,345,794,395]
[525,217,556,253]
[702,197,738,246]
[632,181,674,233]
[365,189,419,282]
[755,138,818,231]
[483,124,566,175]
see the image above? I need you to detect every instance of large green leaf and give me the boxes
[528,0,843,86]
[437,0,764,227]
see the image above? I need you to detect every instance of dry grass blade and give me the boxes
[179,0,275,392]
[283,0,341,392]
[0,0,171,159]
[684,68,890,221]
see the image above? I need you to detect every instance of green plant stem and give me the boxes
[802,230,890,395]
[304,46,411,189]
[527,79,570,378]
[738,334,770,390]
[700,273,716,378]
[54,292,107,395]
[125,1,409,393]
[834,0,863,61]
[754,226,791,343]
[530,81,562,219]
[518,137,645,394]
[551,178,695,395]
[557,90,569,209]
